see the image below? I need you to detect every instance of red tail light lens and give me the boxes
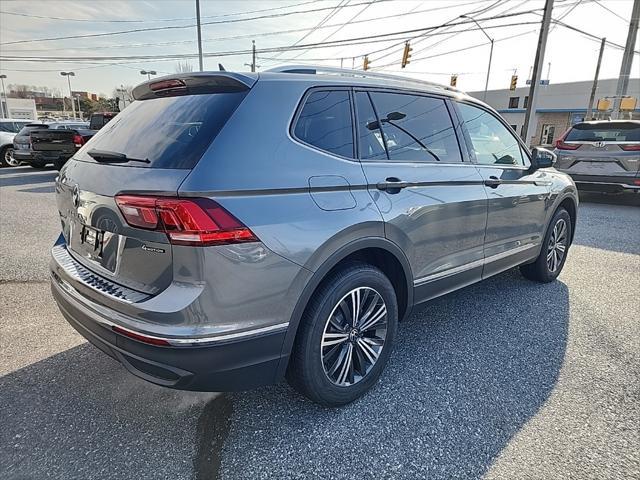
[112,325,170,346]
[115,195,258,246]
[555,141,580,150]
[619,144,640,151]
[73,134,85,148]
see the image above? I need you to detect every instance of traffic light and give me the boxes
[450,74,457,87]
[510,75,518,91]
[363,55,370,71]
[401,42,412,68]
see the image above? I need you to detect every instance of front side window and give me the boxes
[293,90,354,158]
[368,92,461,163]
[457,102,525,166]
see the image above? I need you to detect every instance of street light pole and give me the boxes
[140,70,157,81]
[0,74,7,119]
[586,37,606,121]
[460,15,493,102]
[60,72,76,119]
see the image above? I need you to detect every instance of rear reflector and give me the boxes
[634,179,640,186]
[619,144,640,151]
[112,325,171,346]
[115,195,258,246]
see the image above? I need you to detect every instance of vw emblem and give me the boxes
[72,185,80,208]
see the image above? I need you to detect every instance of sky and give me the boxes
[0,0,638,98]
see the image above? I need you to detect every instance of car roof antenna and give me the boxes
[218,63,226,71]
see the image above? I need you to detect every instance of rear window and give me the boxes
[75,92,247,169]
[293,90,354,158]
[16,124,48,136]
[566,122,640,142]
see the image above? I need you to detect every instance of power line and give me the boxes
[0,0,389,46]
[591,0,630,22]
[0,1,318,24]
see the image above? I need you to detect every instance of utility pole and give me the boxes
[612,0,639,119]
[0,75,6,119]
[521,0,553,146]
[586,37,606,121]
[252,40,256,72]
[195,0,204,72]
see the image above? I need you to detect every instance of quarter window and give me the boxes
[368,92,461,163]
[457,102,525,166]
[293,90,354,158]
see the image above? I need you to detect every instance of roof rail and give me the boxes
[265,64,463,94]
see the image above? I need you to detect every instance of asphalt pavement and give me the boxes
[1,165,638,480]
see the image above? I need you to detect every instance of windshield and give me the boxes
[566,122,640,142]
[76,92,246,168]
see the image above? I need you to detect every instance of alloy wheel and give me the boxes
[547,218,567,273]
[4,148,19,167]
[321,287,388,387]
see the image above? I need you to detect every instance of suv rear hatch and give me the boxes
[13,123,47,151]
[555,121,640,176]
[31,128,76,159]
[56,72,256,297]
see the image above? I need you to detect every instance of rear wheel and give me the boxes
[29,159,48,169]
[287,263,398,407]
[1,146,19,167]
[520,208,572,283]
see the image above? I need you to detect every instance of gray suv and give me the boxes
[50,67,578,406]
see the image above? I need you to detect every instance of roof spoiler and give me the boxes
[132,72,258,101]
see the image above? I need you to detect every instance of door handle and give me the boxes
[376,177,410,192]
[484,176,501,188]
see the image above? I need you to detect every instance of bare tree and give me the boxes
[175,61,194,73]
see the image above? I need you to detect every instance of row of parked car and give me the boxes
[0,112,116,170]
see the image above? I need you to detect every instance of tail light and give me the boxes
[73,134,85,148]
[115,195,258,246]
[554,128,580,150]
[619,144,640,151]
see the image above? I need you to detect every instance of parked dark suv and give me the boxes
[50,67,578,406]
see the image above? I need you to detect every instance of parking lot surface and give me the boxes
[1,166,638,480]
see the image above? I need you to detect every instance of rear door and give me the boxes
[355,90,488,301]
[56,77,251,296]
[454,101,551,277]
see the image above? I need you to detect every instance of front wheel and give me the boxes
[287,263,398,407]
[520,208,572,283]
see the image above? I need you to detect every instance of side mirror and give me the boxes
[530,147,556,170]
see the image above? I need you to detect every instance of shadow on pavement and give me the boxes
[218,269,570,479]
[0,344,218,480]
[0,166,57,188]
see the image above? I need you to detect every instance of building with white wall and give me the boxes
[468,78,640,147]
[1,98,38,120]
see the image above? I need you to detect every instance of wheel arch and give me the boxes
[276,237,413,378]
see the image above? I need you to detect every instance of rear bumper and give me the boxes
[12,149,70,163]
[50,262,289,392]
[563,173,640,193]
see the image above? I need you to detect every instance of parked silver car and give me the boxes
[554,120,640,193]
[50,67,578,406]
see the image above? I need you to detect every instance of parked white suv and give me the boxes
[0,118,32,167]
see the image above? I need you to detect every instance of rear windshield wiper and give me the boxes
[87,149,150,164]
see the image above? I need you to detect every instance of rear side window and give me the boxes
[565,122,640,142]
[75,92,247,169]
[293,90,354,158]
[368,92,461,163]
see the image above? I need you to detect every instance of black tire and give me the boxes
[53,158,66,171]
[520,208,572,283]
[29,159,48,169]
[1,145,18,167]
[287,262,398,407]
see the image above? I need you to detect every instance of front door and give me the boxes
[454,102,551,278]
[355,90,488,302]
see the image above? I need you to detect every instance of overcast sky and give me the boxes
[0,0,638,97]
